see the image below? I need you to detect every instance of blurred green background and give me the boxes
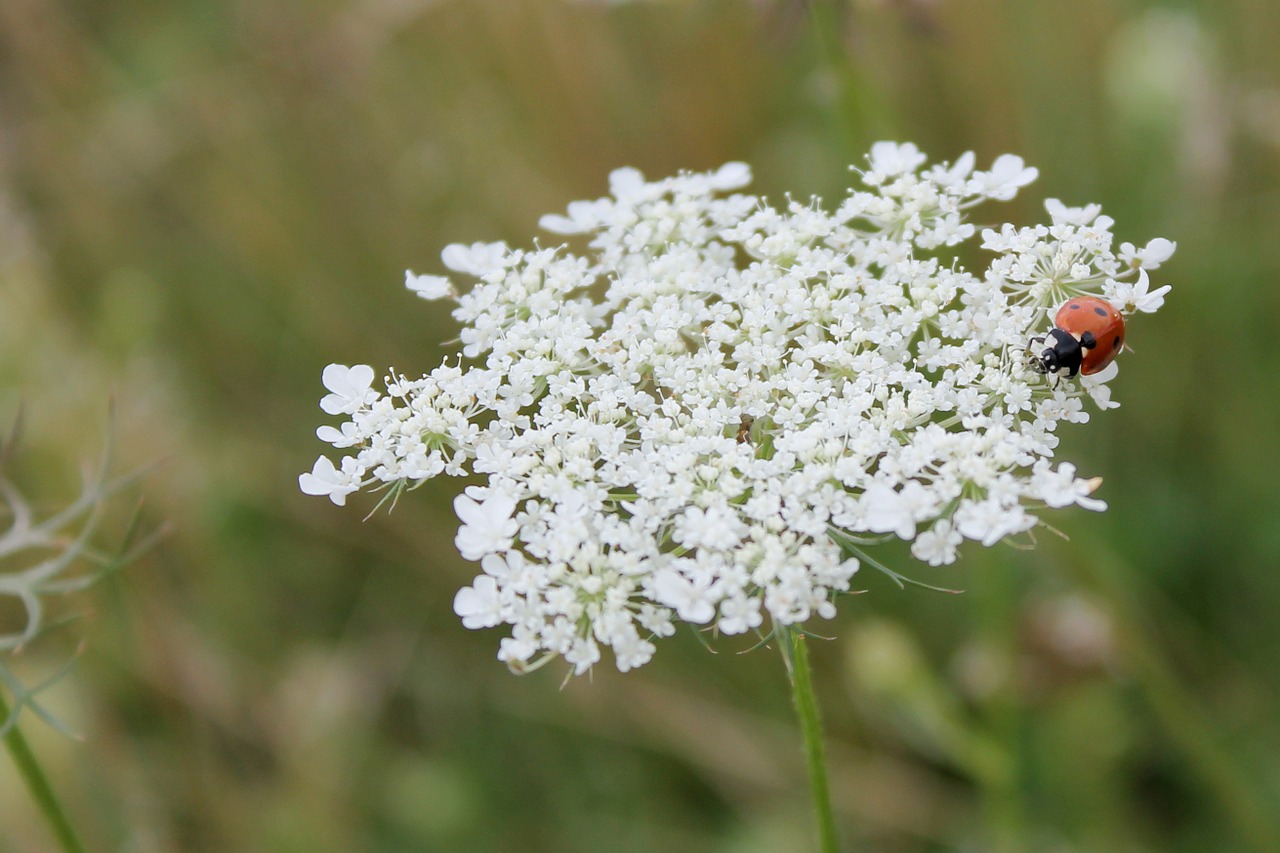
[2,0,1279,850]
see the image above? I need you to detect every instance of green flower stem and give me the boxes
[782,629,840,853]
[0,692,86,853]
[806,0,895,144]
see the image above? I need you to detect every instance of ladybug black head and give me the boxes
[1031,328,1084,378]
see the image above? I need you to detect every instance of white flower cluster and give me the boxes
[301,142,1173,675]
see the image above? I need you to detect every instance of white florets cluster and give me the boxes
[300,142,1173,675]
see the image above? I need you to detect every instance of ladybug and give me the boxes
[1029,296,1126,378]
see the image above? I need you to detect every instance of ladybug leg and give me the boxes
[1024,333,1054,371]
[1026,335,1048,374]
[1026,334,1050,363]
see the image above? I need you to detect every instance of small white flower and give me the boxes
[1107,269,1171,314]
[454,576,504,629]
[298,456,362,506]
[925,150,976,189]
[709,161,752,190]
[1080,361,1121,410]
[607,165,646,199]
[498,625,540,669]
[440,241,509,276]
[1031,462,1107,512]
[405,270,453,300]
[717,594,763,635]
[480,551,528,583]
[970,154,1039,200]
[911,519,963,566]
[866,141,927,180]
[316,421,360,448]
[1119,237,1177,269]
[672,504,747,551]
[453,492,519,560]
[612,633,657,673]
[861,482,922,541]
[319,364,377,415]
[954,498,1036,546]
[1045,198,1103,226]
[652,569,720,624]
[566,637,602,676]
[539,198,613,234]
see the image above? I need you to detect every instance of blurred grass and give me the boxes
[3,0,1280,849]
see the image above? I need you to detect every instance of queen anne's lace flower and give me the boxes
[302,143,1173,675]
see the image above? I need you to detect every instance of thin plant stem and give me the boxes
[806,0,896,145]
[0,691,87,853]
[782,629,840,853]
[973,555,1029,852]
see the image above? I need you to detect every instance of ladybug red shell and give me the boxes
[1029,296,1126,378]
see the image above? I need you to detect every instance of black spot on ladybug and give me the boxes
[1067,302,1081,310]
[1094,306,1108,317]
[1113,336,1120,349]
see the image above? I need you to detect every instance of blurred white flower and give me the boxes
[652,569,720,624]
[1045,198,1103,226]
[405,270,452,300]
[717,593,763,635]
[303,143,1173,675]
[953,498,1036,547]
[968,154,1038,200]
[1,423,159,736]
[911,519,964,567]
[865,141,928,181]
[861,482,937,541]
[440,241,509,276]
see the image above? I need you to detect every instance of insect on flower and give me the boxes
[302,143,1176,676]
[1029,296,1127,379]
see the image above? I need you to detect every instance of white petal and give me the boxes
[711,161,752,190]
[453,576,502,629]
[1139,237,1176,268]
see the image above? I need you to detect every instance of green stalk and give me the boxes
[782,629,840,853]
[0,692,86,853]
[806,0,896,146]
[973,555,1029,852]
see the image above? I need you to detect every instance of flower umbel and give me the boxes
[302,143,1172,675]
